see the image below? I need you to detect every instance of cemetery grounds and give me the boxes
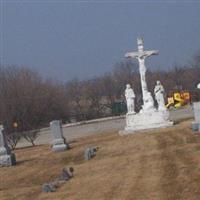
[1,118,200,200]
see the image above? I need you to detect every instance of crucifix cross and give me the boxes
[125,38,159,111]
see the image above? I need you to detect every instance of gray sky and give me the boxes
[1,1,200,81]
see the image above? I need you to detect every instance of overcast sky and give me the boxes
[1,1,200,81]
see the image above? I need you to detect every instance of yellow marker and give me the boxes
[174,92,181,101]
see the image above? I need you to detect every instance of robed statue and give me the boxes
[125,84,136,114]
[154,80,166,111]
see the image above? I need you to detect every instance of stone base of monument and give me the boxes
[119,110,173,135]
[0,153,16,167]
[52,138,69,152]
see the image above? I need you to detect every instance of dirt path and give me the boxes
[1,120,200,200]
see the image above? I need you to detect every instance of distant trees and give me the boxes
[0,49,200,148]
[192,50,200,68]
[0,66,69,148]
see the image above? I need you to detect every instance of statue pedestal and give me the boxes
[119,110,173,135]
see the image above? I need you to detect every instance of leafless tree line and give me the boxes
[0,51,200,148]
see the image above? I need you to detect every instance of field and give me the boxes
[1,120,200,200]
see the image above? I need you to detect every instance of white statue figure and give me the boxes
[125,38,158,112]
[125,84,135,113]
[154,80,166,111]
[142,92,155,111]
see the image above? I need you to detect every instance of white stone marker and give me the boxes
[50,120,69,152]
[192,84,200,131]
[0,125,16,167]
[120,38,173,134]
[192,102,200,131]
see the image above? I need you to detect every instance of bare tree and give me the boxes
[0,66,70,146]
[1,48,200,141]
[22,130,39,146]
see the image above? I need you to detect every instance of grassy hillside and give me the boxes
[1,120,200,200]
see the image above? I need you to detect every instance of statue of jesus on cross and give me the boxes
[125,38,159,112]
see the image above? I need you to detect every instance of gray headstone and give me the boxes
[0,125,16,167]
[84,147,98,160]
[50,120,69,152]
[192,102,200,132]
[42,183,56,192]
[193,102,200,123]
[42,167,74,192]
[191,121,199,131]
[58,167,73,181]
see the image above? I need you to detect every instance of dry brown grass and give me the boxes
[1,120,200,200]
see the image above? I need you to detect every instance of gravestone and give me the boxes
[42,167,74,192]
[192,102,200,131]
[0,125,16,167]
[192,84,200,131]
[42,182,56,192]
[50,120,69,152]
[58,167,74,181]
[84,147,99,160]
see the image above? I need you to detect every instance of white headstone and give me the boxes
[191,83,200,131]
[50,120,69,152]
[193,102,200,123]
[0,125,16,167]
[192,102,200,131]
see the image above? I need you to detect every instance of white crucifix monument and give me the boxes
[119,38,173,135]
